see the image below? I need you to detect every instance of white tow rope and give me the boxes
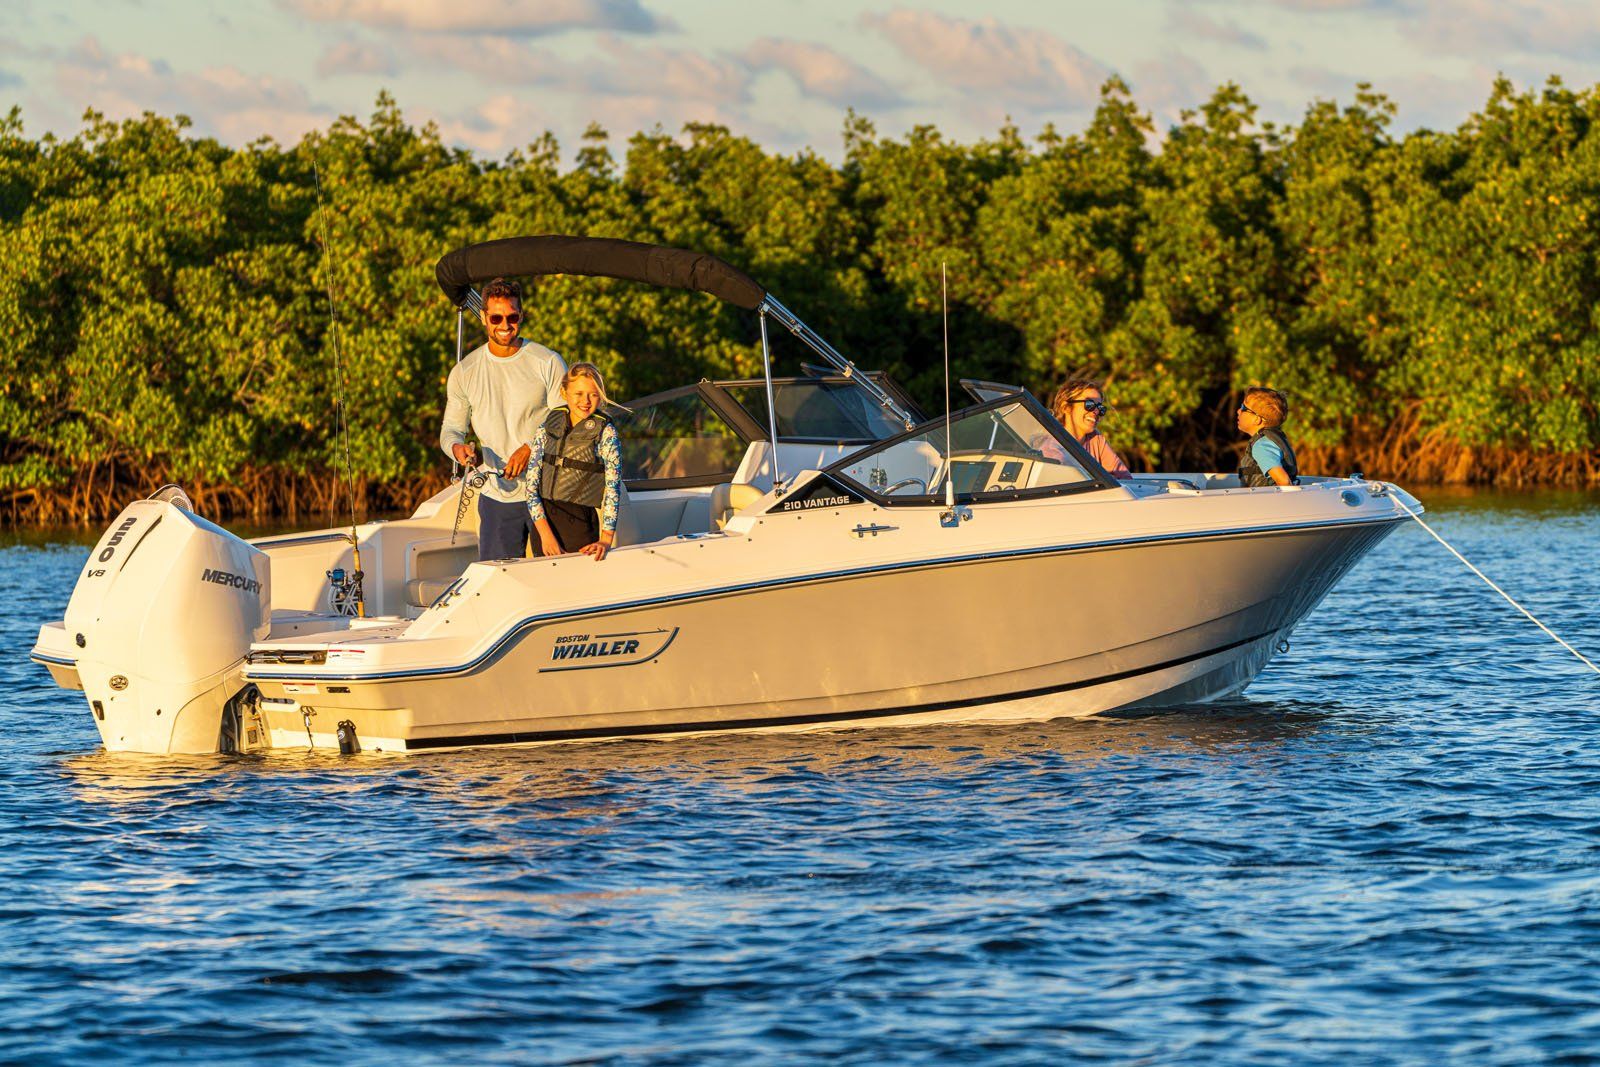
[1388,490,1600,677]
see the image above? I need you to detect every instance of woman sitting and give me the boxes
[527,362,623,561]
[1044,378,1131,478]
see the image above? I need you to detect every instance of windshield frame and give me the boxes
[820,389,1123,507]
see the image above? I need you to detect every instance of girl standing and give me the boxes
[527,363,623,561]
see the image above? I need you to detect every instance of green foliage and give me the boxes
[3,81,1598,514]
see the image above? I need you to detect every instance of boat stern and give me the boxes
[38,498,272,754]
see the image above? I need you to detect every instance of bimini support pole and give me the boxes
[759,295,917,431]
[451,309,465,481]
[758,308,784,494]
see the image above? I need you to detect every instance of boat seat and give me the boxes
[406,576,456,608]
[709,481,765,531]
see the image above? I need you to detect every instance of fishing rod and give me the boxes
[312,158,365,618]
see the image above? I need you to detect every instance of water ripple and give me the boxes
[2,494,1599,1063]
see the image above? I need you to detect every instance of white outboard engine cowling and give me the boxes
[62,499,270,754]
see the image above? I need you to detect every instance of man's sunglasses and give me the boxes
[1238,402,1262,419]
[1067,398,1109,416]
[488,313,521,326]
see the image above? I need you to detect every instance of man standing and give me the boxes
[440,277,567,560]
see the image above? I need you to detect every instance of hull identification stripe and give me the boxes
[401,630,1275,750]
[244,515,1397,684]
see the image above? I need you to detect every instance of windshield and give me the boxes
[610,390,747,484]
[827,396,1105,503]
[961,379,1023,405]
[724,378,911,442]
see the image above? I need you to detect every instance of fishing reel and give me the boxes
[326,565,364,616]
[450,444,509,546]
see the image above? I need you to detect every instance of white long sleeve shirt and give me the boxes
[438,339,567,503]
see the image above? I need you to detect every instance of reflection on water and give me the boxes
[4,489,1600,1064]
[61,705,1340,806]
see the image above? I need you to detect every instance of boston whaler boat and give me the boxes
[32,236,1421,755]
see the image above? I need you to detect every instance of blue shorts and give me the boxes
[477,494,532,561]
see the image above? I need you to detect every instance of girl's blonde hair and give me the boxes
[1050,377,1105,424]
[561,362,611,409]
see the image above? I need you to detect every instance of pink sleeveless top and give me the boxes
[1035,431,1131,478]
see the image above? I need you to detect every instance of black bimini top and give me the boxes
[434,235,767,310]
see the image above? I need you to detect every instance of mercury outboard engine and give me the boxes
[60,492,270,754]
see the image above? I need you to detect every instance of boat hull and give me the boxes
[251,518,1396,752]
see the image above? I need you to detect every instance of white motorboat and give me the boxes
[31,236,1421,755]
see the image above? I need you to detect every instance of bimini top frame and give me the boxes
[434,236,918,487]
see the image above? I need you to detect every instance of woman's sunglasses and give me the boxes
[488,313,521,326]
[1067,398,1109,416]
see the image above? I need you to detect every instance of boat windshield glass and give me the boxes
[724,379,908,442]
[828,397,1101,503]
[611,390,747,484]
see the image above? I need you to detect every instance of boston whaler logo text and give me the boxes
[542,627,679,672]
[553,634,640,660]
[201,568,263,595]
[97,516,138,562]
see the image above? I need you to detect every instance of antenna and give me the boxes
[937,264,969,531]
[312,158,365,617]
[942,262,954,510]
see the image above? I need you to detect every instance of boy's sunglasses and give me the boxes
[1238,402,1262,418]
[488,313,521,326]
[1068,398,1109,415]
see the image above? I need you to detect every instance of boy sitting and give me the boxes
[1236,387,1299,487]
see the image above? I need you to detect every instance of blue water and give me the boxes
[3,491,1599,1065]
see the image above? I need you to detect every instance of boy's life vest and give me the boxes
[538,407,611,509]
[1238,426,1299,488]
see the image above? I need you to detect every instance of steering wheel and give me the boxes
[883,476,928,495]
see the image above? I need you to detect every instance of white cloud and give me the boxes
[399,33,905,155]
[53,36,329,145]
[861,9,1109,109]
[1132,52,1217,125]
[410,32,909,114]
[1169,8,1266,50]
[1287,63,1509,131]
[279,0,671,36]
[1241,0,1600,60]
[410,35,752,104]
[315,39,397,78]
[1257,0,1393,9]
[743,39,903,109]
[1412,0,1600,61]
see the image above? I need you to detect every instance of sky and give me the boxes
[4,0,1600,161]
